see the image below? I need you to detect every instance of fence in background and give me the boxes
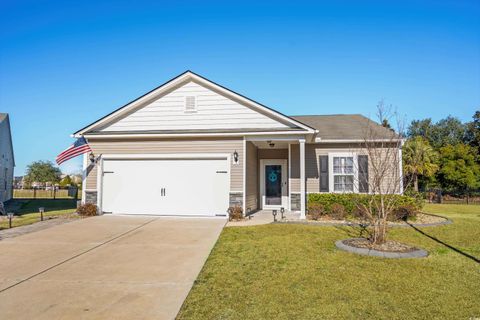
[425,189,480,205]
[13,188,81,199]
[440,197,480,205]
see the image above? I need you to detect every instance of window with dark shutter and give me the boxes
[358,155,369,193]
[319,155,329,192]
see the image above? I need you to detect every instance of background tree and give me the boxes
[59,175,73,187]
[381,118,391,129]
[407,116,467,149]
[402,137,438,191]
[407,118,433,140]
[24,161,61,188]
[437,144,480,194]
[430,116,466,148]
[465,110,480,152]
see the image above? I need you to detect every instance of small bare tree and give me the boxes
[353,101,411,245]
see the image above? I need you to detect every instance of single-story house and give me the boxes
[0,113,15,203]
[75,71,402,218]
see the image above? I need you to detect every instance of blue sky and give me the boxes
[1,0,479,175]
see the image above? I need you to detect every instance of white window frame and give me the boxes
[328,152,358,193]
[184,96,197,113]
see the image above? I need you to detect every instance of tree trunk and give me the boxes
[414,175,419,192]
[371,220,387,245]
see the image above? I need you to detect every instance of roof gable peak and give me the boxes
[74,71,315,136]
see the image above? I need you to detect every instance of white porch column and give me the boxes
[299,139,306,219]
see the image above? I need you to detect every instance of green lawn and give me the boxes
[0,199,78,230]
[178,204,480,320]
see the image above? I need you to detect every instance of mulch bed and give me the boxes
[390,213,446,225]
[343,238,418,253]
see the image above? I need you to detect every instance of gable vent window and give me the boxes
[185,96,197,113]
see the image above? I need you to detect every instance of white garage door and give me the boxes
[101,158,230,216]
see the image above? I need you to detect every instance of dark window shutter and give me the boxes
[358,155,369,193]
[319,155,329,192]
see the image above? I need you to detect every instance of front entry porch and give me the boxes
[243,137,307,219]
[227,209,301,227]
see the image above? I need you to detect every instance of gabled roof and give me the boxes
[0,113,15,166]
[74,71,316,137]
[290,114,400,141]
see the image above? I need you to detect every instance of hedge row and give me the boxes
[307,193,424,215]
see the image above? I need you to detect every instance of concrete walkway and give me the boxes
[0,216,78,240]
[0,215,225,320]
[226,210,300,227]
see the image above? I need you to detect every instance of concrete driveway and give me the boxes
[0,215,225,320]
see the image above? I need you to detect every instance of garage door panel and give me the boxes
[102,158,229,216]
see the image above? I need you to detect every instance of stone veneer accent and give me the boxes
[290,193,301,211]
[85,191,98,205]
[229,192,243,208]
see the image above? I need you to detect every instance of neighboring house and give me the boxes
[13,176,23,189]
[0,113,15,203]
[74,71,402,218]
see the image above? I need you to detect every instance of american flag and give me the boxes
[56,137,92,165]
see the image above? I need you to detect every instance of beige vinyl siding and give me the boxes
[368,146,402,194]
[290,144,300,193]
[99,81,291,132]
[257,148,288,160]
[291,143,400,193]
[85,137,243,191]
[245,142,258,211]
[85,165,97,190]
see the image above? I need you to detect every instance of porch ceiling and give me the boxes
[251,141,290,149]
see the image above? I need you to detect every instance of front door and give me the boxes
[260,159,287,209]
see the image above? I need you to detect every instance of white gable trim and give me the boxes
[83,130,310,139]
[74,71,315,137]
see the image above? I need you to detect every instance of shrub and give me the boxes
[228,206,243,221]
[330,203,346,220]
[403,189,425,209]
[307,193,423,221]
[307,203,325,220]
[77,203,98,216]
[390,205,418,221]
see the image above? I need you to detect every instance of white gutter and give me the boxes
[80,130,313,139]
[315,138,402,143]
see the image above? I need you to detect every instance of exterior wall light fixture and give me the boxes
[233,150,239,164]
[89,152,96,164]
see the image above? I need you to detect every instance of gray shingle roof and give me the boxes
[290,114,398,140]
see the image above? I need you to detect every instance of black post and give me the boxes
[39,207,45,221]
[53,187,56,200]
[33,188,36,199]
